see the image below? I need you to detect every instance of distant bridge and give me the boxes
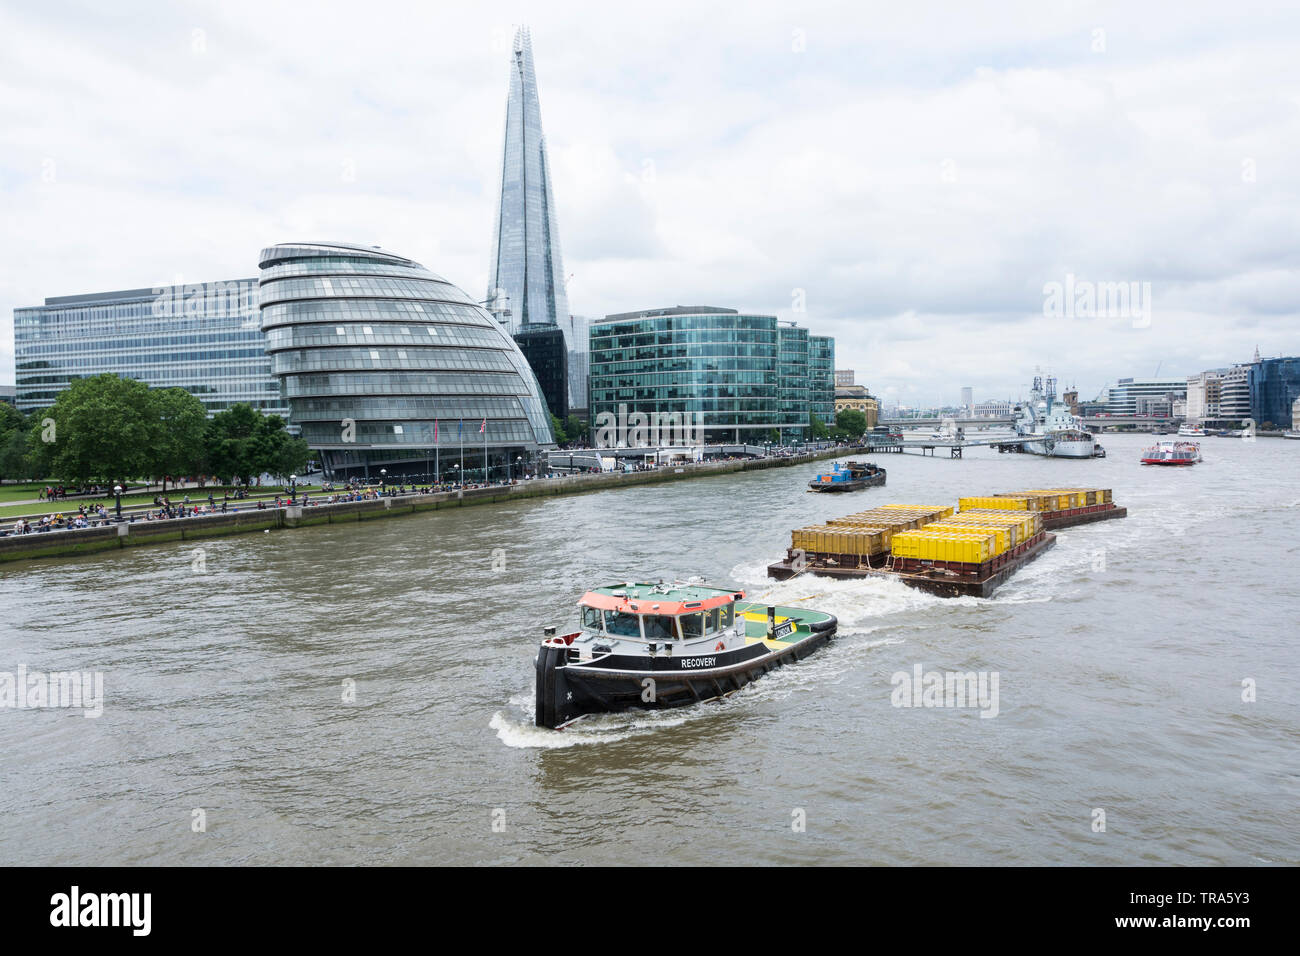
[880,417,1017,428]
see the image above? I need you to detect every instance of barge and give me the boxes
[768,530,1057,598]
[535,582,837,729]
[767,487,1125,598]
[808,460,886,492]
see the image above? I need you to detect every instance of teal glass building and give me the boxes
[588,307,833,445]
[13,279,284,416]
[776,324,810,440]
[259,241,554,480]
[809,335,836,425]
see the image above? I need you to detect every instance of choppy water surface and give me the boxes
[2,433,1297,865]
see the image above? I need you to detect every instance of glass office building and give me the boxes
[13,279,284,416]
[259,241,554,481]
[1251,356,1300,428]
[513,323,569,420]
[588,306,833,445]
[809,334,836,426]
[776,324,810,441]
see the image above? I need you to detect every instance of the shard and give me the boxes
[487,26,570,338]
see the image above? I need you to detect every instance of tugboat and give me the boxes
[808,460,886,492]
[1140,440,1201,465]
[534,582,838,729]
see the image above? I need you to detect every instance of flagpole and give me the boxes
[484,418,488,484]
[459,419,464,488]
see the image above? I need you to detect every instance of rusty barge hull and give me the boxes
[1040,503,1128,530]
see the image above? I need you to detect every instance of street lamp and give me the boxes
[289,474,297,504]
[452,463,460,488]
[113,484,123,521]
[380,468,387,495]
[515,455,522,482]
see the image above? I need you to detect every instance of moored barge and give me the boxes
[535,582,837,729]
[808,460,886,492]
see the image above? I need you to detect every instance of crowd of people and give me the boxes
[6,451,849,538]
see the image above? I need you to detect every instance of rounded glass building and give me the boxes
[258,241,554,481]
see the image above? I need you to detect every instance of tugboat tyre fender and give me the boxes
[809,616,837,633]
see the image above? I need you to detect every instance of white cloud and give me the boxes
[1,0,1297,407]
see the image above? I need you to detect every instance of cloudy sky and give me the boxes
[2,0,1297,406]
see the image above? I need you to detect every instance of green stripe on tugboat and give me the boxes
[534,581,837,729]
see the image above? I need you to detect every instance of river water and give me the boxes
[1,433,1296,865]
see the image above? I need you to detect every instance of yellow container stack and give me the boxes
[826,505,952,530]
[924,521,1011,555]
[947,509,1043,541]
[891,530,997,564]
[791,526,891,556]
[995,487,1113,510]
[957,495,1045,512]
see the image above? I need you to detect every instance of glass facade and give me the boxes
[588,306,834,444]
[513,324,569,419]
[809,335,836,427]
[13,279,284,416]
[486,27,568,337]
[776,324,810,441]
[487,27,586,415]
[1251,356,1300,428]
[259,241,554,480]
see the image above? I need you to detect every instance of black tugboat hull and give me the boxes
[534,623,837,729]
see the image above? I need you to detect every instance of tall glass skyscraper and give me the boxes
[13,280,285,416]
[485,26,583,421]
[487,26,569,337]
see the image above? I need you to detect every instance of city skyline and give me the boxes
[2,2,1297,405]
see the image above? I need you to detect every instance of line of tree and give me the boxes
[0,373,310,487]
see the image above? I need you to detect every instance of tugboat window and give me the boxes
[680,613,705,639]
[604,610,643,637]
[643,616,677,642]
[582,607,602,630]
[707,609,720,633]
[719,605,734,629]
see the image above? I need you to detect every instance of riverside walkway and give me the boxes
[0,443,866,564]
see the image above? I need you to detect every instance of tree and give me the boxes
[810,413,829,440]
[835,408,868,439]
[0,416,31,483]
[204,404,306,484]
[40,373,159,483]
[563,414,586,446]
[550,413,567,444]
[149,387,208,490]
